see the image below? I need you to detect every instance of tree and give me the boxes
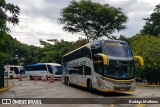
[0,0,20,32]
[0,0,20,67]
[59,0,127,41]
[141,4,160,36]
[71,38,89,50]
[129,34,160,84]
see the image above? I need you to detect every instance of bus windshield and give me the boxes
[54,66,62,75]
[102,41,132,57]
[17,67,24,71]
[18,67,25,74]
[103,62,135,79]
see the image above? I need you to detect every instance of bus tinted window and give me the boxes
[80,47,91,58]
[84,66,91,75]
[54,66,62,75]
[63,46,91,62]
[47,65,53,73]
[68,66,83,75]
[26,65,47,71]
[10,67,14,71]
[102,41,132,57]
[91,43,102,55]
[14,67,19,74]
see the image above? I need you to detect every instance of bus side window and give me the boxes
[78,66,83,75]
[10,67,14,71]
[84,66,91,75]
[47,65,53,74]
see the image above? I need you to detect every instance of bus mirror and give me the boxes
[96,53,108,65]
[91,44,100,49]
[133,56,144,66]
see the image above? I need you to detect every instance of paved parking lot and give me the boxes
[0,79,160,107]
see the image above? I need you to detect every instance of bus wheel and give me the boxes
[64,77,67,84]
[87,80,93,93]
[67,77,70,86]
[29,75,33,80]
[10,75,13,79]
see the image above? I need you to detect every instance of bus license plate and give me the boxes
[120,88,125,91]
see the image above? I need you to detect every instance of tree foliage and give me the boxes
[141,4,160,36]
[59,0,127,41]
[39,38,89,63]
[129,34,160,84]
[0,0,20,32]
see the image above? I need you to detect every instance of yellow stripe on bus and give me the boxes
[97,89,116,92]
[100,75,135,82]
[97,53,108,65]
[79,84,87,88]
[97,88,135,92]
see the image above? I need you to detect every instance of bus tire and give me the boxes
[64,76,67,84]
[66,77,70,86]
[10,75,13,79]
[30,75,33,80]
[87,79,93,93]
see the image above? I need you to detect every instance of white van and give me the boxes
[4,65,25,79]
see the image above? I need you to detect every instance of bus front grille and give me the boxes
[113,86,131,91]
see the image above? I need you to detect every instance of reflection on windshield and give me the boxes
[18,67,25,74]
[47,65,62,75]
[18,67,24,71]
[102,41,132,57]
[54,66,62,75]
[104,63,134,79]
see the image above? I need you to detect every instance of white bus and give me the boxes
[4,65,25,79]
[25,63,62,80]
[62,39,144,92]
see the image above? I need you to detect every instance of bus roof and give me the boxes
[4,65,23,67]
[38,63,61,66]
[25,63,61,66]
[63,39,126,57]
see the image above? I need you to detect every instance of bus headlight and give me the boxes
[131,80,136,85]
[105,81,113,85]
[100,76,106,82]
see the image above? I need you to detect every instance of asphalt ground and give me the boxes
[0,79,160,107]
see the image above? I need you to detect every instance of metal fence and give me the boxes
[0,65,4,87]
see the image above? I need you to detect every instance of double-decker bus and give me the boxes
[62,39,144,92]
[25,63,62,80]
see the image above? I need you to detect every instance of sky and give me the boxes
[6,0,160,46]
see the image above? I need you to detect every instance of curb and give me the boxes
[0,86,13,92]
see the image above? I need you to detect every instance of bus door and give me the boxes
[77,66,84,86]
[14,67,19,78]
[47,65,53,76]
[92,55,104,87]
[68,67,78,84]
[78,65,92,87]
[91,43,104,87]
